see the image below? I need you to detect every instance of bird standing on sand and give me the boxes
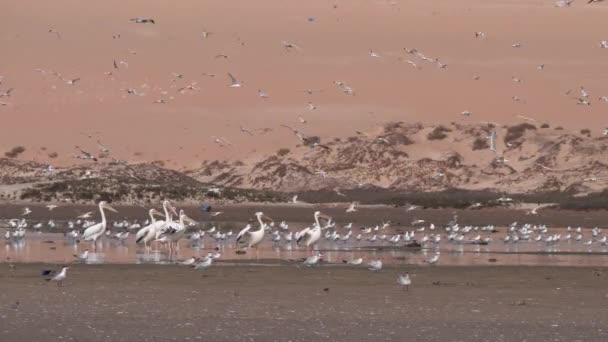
[398,273,412,291]
[368,259,383,271]
[43,266,69,287]
[346,202,358,213]
[228,73,242,88]
[303,252,323,266]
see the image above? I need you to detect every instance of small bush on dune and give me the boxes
[427,126,451,141]
[472,137,489,151]
[277,148,290,156]
[48,152,58,158]
[540,123,549,129]
[504,123,536,144]
[5,146,25,158]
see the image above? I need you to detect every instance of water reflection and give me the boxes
[2,229,608,267]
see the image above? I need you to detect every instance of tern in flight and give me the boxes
[228,73,242,88]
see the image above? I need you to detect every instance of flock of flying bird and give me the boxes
[5,199,608,288]
[1,2,607,168]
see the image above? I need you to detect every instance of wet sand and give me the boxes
[1,263,608,341]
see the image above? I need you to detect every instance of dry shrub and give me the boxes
[504,123,536,144]
[580,129,591,136]
[540,123,550,129]
[277,148,290,156]
[427,126,451,141]
[48,152,58,158]
[5,146,25,158]
[472,137,489,151]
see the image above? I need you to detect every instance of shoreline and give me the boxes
[2,263,608,341]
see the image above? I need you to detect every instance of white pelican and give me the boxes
[157,210,196,253]
[136,208,167,248]
[82,201,118,251]
[398,273,411,291]
[296,211,332,250]
[235,212,273,249]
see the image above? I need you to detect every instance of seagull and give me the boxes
[227,73,242,88]
[537,64,545,71]
[397,273,411,291]
[290,195,299,204]
[600,40,608,49]
[258,89,269,98]
[48,29,61,39]
[555,0,574,7]
[97,141,110,153]
[0,88,13,97]
[367,259,382,271]
[240,126,254,135]
[66,78,80,85]
[303,252,323,266]
[512,43,522,48]
[301,89,323,95]
[346,202,358,213]
[43,266,69,287]
[308,102,317,111]
[343,258,363,265]
[211,212,223,217]
[193,253,214,270]
[22,207,32,216]
[406,205,420,211]
[369,49,381,58]
[298,116,307,124]
[474,32,486,38]
[427,253,440,265]
[46,205,58,211]
[461,110,472,117]
[74,250,89,263]
[78,212,93,219]
[576,98,591,106]
[281,40,301,51]
[130,18,155,24]
[180,257,197,265]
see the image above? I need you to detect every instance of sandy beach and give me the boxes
[1,263,608,341]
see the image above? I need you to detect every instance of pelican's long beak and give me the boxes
[262,215,273,224]
[104,204,118,213]
[169,204,179,217]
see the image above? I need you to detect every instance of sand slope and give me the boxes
[1,0,608,169]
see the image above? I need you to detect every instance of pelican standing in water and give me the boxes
[296,211,332,253]
[135,208,167,249]
[156,209,196,254]
[82,201,118,251]
[236,212,273,255]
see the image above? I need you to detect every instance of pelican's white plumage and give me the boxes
[236,212,273,249]
[82,201,117,250]
[136,208,166,247]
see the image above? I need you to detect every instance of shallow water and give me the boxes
[3,229,608,267]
